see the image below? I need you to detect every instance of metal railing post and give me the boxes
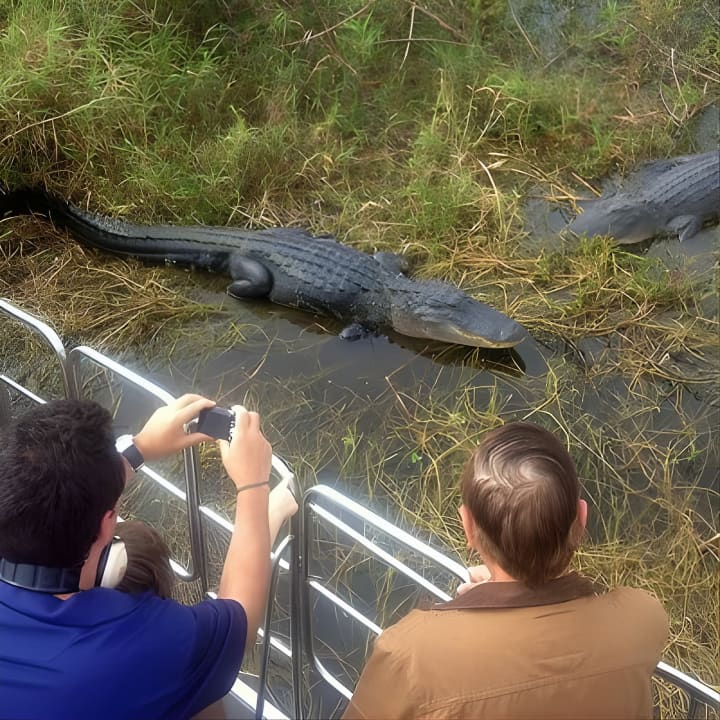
[256,534,293,720]
[0,298,78,400]
[290,507,305,720]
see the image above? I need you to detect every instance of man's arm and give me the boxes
[187,474,295,720]
[125,395,284,656]
[216,406,273,656]
[116,394,217,481]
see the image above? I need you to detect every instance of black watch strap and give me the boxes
[115,435,145,472]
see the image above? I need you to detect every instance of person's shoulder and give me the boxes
[105,590,194,630]
[191,596,246,619]
[606,585,666,611]
[381,606,433,634]
[187,597,248,638]
[604,585,669,633]
[105,593,247,636]
[374,606,455,656]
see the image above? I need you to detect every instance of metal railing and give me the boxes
[1,298,717,720]
[294,484,469,708]
[654,662,719,719]
[0,298,77,402]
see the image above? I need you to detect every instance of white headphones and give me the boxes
[94,537,129,589]
[0,537,128,594]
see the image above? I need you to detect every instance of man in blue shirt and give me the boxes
[0,394,277,719]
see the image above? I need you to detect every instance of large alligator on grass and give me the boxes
[0,188,526,349]
[567,150,719,244]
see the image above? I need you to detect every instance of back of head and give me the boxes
[0,399,125,568]
[114,521,174,598]
[461,422,581,587]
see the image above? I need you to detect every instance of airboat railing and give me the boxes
[295,484,470,707]
[1,298,718,720]
[653,662,720,719]
[0,298,77,402]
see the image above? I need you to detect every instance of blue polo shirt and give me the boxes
[0,580,247,719]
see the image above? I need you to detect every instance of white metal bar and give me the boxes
[228,678,288,720]
[0,376,46,404]
[0,298,76,398]
[309,580,383,636]
[654,661,720,706]
[310,502,454,601]
[307,485,470,582]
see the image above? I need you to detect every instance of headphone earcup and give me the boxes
[95,539,128,589]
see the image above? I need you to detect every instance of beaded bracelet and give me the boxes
[236,480,271,494]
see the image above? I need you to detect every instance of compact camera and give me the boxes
[196,407,236,442]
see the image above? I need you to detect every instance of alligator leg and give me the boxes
[667,215,703,242]
[373,251,410,276]
[339,322,376,341]
[226,254,273,299]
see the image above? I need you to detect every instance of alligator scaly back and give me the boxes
[1,187,527,349]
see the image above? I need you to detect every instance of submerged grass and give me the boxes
[0,0,718,702]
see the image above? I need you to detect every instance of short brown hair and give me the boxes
[114,521,175,598]
[461,422,581,587]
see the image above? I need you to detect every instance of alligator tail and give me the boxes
[0,186,61,221]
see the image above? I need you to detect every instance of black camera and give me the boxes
[196,407,236,442]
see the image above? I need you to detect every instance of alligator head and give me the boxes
[386,279,527,349]
[568,198,657,245]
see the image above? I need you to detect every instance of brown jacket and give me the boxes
[342,573,668,720]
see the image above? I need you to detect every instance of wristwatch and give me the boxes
[115,434,145,473]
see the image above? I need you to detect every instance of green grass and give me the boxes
[0,0,718,701]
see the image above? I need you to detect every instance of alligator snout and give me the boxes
[497,320,527,346]
[389,285,528,349]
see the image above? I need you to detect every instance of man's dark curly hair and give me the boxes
[0,400,125,568]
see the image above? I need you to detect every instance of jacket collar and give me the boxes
[435,572,604,611]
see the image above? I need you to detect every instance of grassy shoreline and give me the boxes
[1,0,718,694]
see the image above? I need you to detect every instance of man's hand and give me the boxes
[456,564,492,596]
[217,406,272,492]
[133,394,216,462]
[216,405,273,654]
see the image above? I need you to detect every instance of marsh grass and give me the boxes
[0,0,718,703]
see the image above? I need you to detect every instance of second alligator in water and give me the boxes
[1,189,527,349]
[567,150,719,244]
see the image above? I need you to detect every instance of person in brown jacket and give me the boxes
[343,422,668,720]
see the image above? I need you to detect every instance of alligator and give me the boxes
[567,150,719,244]
[0,188,527,349]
